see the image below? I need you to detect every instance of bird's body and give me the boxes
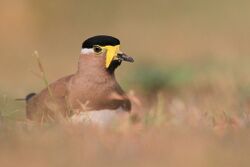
[26,35,134,125]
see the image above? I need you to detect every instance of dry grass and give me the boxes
[1,87,250,167]
[1,122,250,167]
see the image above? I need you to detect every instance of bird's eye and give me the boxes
[93,45,103,54]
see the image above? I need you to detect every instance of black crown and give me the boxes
[82,35,120,49]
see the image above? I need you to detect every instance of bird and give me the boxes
[25,35,134,126]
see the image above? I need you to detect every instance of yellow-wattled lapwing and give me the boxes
[25,35,134,126]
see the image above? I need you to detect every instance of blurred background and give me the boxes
[1,0,250,97]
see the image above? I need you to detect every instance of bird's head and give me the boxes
[80,35,134,72]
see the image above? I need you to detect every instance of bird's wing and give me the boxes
[26,74,73,122]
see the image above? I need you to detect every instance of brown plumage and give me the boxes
[26,35,134,124]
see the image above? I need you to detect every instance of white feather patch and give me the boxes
[70,108,126,126]
[80,48,94,54]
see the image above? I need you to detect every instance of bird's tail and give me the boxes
[16,93,36,102]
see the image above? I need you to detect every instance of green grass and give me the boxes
[0,94,25,121]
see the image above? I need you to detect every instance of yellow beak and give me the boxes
[104,45,120,68]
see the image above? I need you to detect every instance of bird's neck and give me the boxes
[77,54,116,82]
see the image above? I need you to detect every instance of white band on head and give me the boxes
[81,48,94,54]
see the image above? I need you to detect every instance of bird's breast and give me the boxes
[70,107,128,126]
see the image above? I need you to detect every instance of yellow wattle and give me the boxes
[104,45,120,68]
